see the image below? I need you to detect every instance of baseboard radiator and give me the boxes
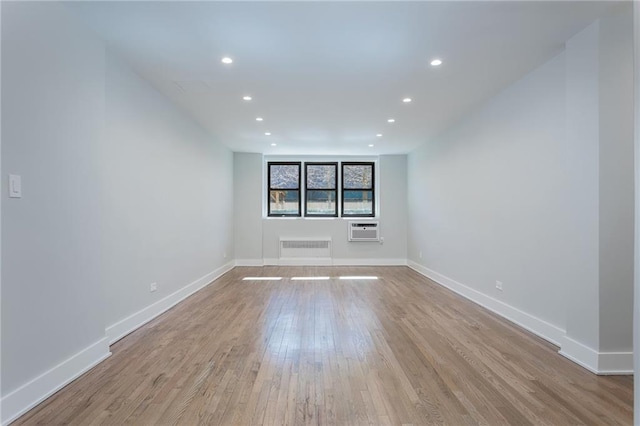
[279,238,332,263]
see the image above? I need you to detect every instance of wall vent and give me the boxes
[348,221,379,242]
[279,238,332,259]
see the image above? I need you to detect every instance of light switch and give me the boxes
[9,174,22,198]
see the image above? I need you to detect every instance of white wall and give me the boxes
[564,21,601,352]
[103,52,234,330]
[1,1,109,419]
[597,5,634,353]
[408,52,569,332]
[1,3,235,423]
[407,5,634,373]
[633,2,639,422]
[234,154,407,264]
[234,153,264,264]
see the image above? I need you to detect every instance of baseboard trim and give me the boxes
[235,259,264,266]
[408,261,634,376]
[106,261,235,345]
[261,258,407,266]
[331,258,407,266]
[276,257,333,266]
[597,351,634,375]
[1,337,111,426]
[559,335,600,373]
[559,336,634,375]
[407,261,565,347]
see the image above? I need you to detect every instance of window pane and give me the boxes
[343,164,372,189]
[306,190,336,215]
[269,190,300,215]
[270,164,299,189]
[343,190,373,215]
[307,165,336,189]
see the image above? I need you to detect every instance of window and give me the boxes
[268,162,301,217]
[305,162,338,217]
[342,162,375,217]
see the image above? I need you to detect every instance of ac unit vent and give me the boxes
[348,221,379,242]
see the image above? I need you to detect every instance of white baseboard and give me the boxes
[407,260,565,346]
[106,261,235,345]
[559,335,600,373]
[331,258,407,266]
[408,261,634,376]
[260,258,407,266]
[597,351,634,375]
[275,257,333,266]
[235,259,264,266]
[1,337,111,426]
[559,336,634,375]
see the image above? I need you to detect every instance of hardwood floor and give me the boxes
[15,266,633,425]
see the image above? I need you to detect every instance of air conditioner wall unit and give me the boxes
[348,221,379,242]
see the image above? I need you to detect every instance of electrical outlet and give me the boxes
[419,251,422,259]
[495,281,503,291]
[150,282,157,292]
[379,237,384,244]
[223,252,227,259]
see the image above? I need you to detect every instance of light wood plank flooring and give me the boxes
[15,266,633,425]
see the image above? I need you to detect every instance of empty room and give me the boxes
[1,1,638,425]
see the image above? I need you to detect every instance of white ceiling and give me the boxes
[69,1,615,155]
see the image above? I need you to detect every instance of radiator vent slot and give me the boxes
[280,238,332,259]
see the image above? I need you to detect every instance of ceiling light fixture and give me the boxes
[387,118,395,123]
[256,117,263,122]
[403,98,412,103]
[243,96,252,101]
[430,59,443,66]
[221,57,233,64]
[265,132,271,136]
[368,144,374,147]
[271,143,277,146]
[376,134,383,137]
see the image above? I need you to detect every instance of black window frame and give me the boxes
[341,161,375,217]
[267,161,302,217]
[304,162,339,217]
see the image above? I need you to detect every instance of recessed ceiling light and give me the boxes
[387,118,395,123]
[376,134,383,137]
[243,96,252,101]
[368,144,374,147]
[221,57,233,64]
[256,117,263,122]
[403,98,412,103]
[271,143,277,146]
[265,132,271,136]
[430,59,443,66]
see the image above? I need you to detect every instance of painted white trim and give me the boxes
[408,261,634,375]
[106,262,235,345]
[234,259,264,267]
[1,338,111,426]
[274,258,333,266]
[557,337,632,375]
[596,351,634,375]
[559,335,600,373]
[331,258,407,266]
[262,258,407,266]
[407,260,565,346]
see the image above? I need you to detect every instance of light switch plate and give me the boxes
[9,175,22,198]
